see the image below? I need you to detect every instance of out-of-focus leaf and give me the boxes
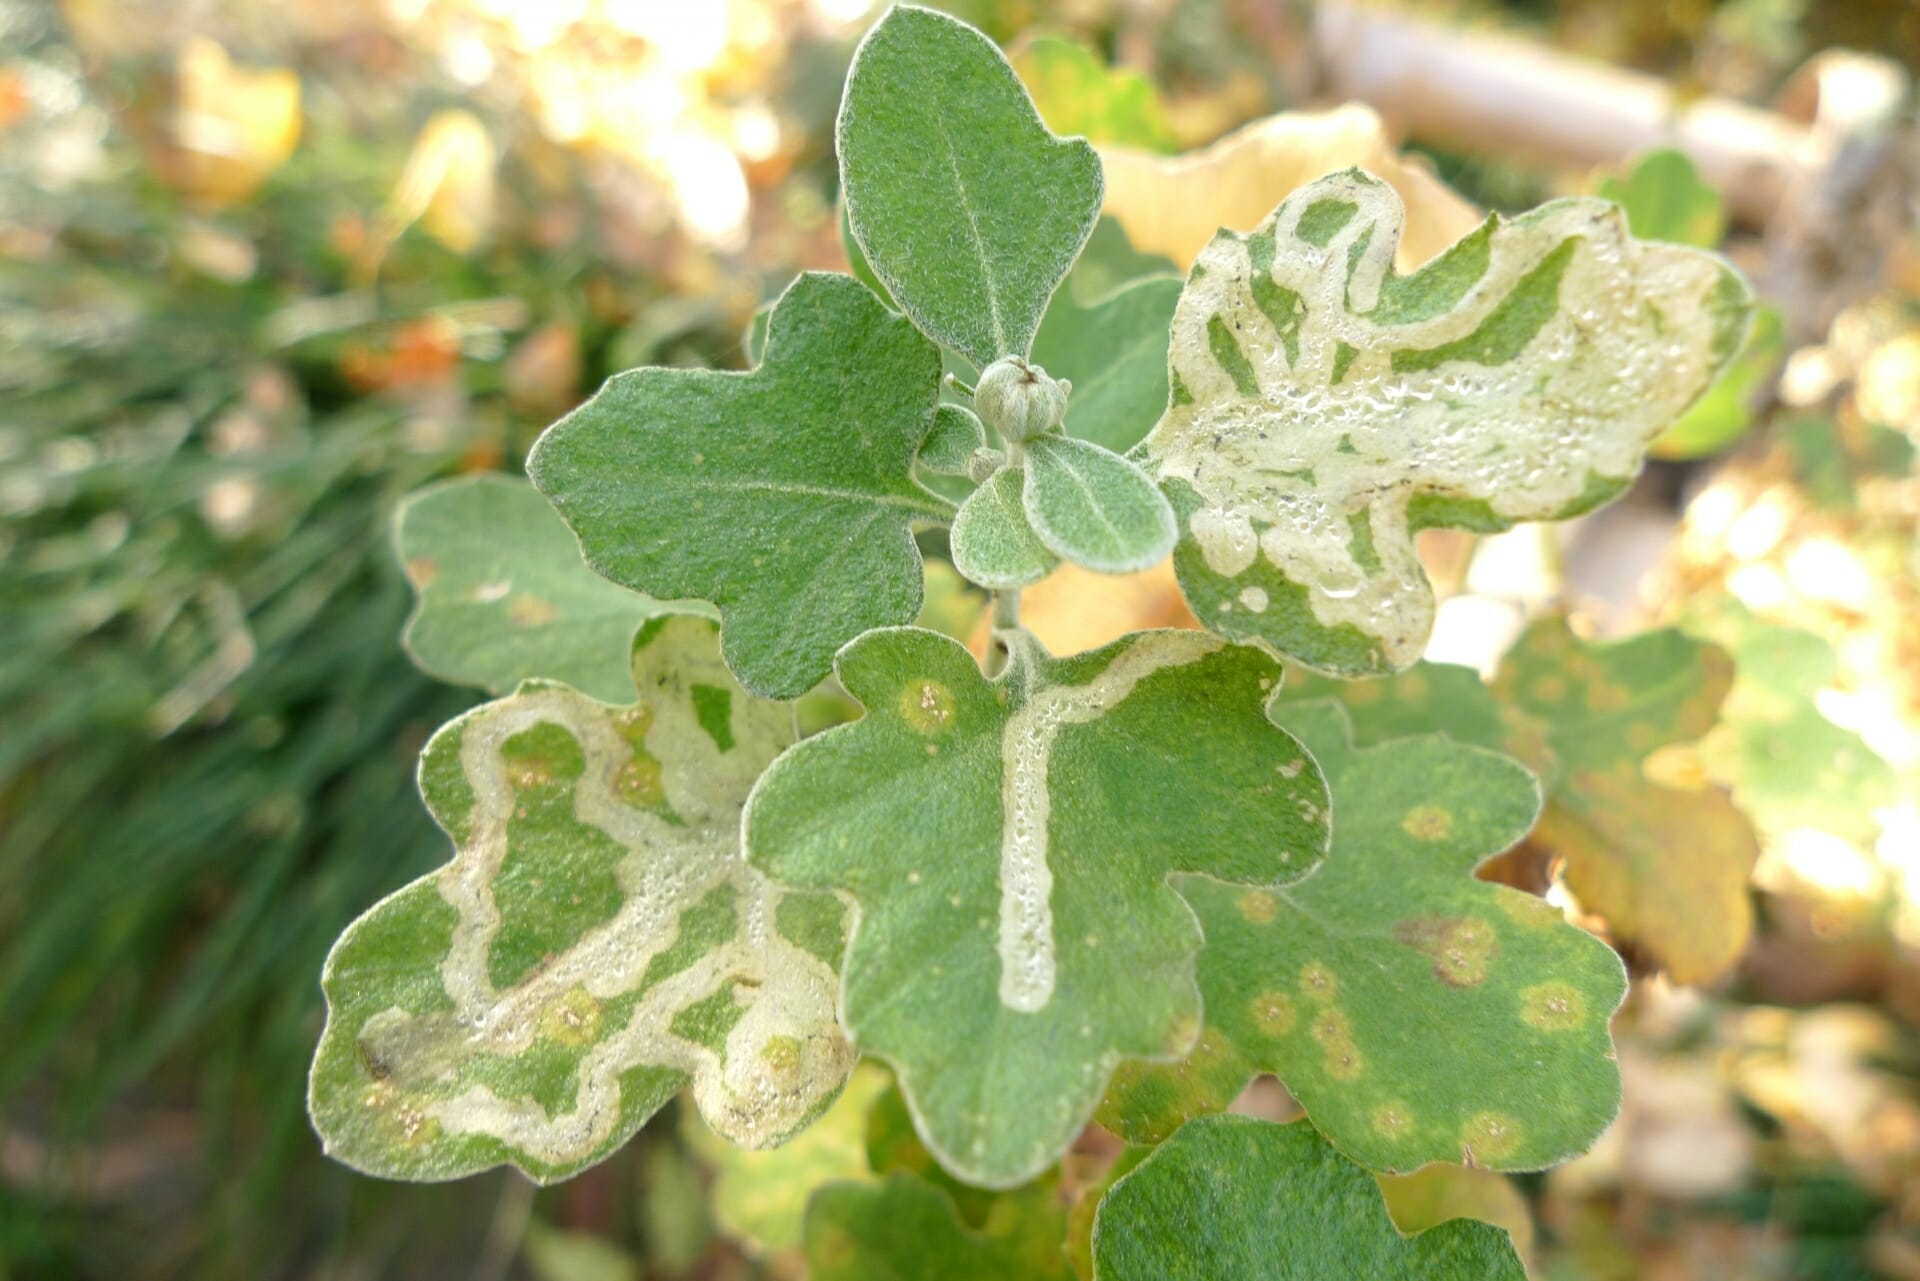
[163,37,301,207]
[805,1171,1074,1281]
[1495,618,1759,984]
[1031,274,1182,455]
[1101,702,1625,1173]
[688,1062,892,1257]
[1092,1116,1527,1279]
[1655,307,1785,459]
[386,110,496,254]
[1098,104,1482,269]
[1688,599,1895,846]
[1596,147,1727,249]
[522,1221,641,1281]
[1379,1164,1535,1260]
[1010,34,1179,153]
[396,474,696,704]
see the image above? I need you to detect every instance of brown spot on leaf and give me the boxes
[404,555,439,588]
[1401,805,1454,842]
[1460,1111,1521,1163]
[1238,889,1279,923]
[1249,991,1296,1037]
[1396,915,1498,986]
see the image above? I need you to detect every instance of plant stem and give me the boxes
[985,588,1021,677]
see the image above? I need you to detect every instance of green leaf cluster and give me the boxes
[306,5,1770,1272]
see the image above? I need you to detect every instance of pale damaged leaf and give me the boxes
[1101,701,1625,1173]
[1023,435,1176,574]
[528,272,947,699]
[952,467,1058,590]
[838,5,1103,369]
[1092,1116,1527,1280]
[745,627,1329,1186]
[1143,168,1752,675]
[309,618,855,1182]
[1495,617,1759,984]
[397,473,699,704]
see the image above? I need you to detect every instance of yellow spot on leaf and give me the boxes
[1299,963,1338,1000]
[1461,1111,1522,1163]
[1249,990,1296,1037]
[540,985,603,1047]
[405,555,439,588]
[1401,805,1454,842]
[616,755,664,806]
[508,594,557,626]
[760,1035,803,1080]
[898,679,957,734]
[1395,915,1498,987]
[1164,1012,1203,1056]
[1238,889,1278,923]
[1373,1103,1414,1139]
[1520,981,1586,1031]
[1310,1007,1362,1078]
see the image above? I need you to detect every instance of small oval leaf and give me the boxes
[1023,435,1176,574]
[952,466,1058,590]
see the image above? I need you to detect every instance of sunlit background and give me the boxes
[4,0,1920,1277]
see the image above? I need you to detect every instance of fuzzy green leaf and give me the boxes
[1597,147,1727,249]
[952,466,1059,589]
[806,1172,1074,1281]
[1276,659,1515,757]
[1092,1116,1527,1280]
[1031,275,1182,455]
[395,474,696,704]
[745,627,1329,1186]
[838,5,1104,369]
[1495,618,1758,984]
[1143,168,1751,674]
[309,618,854,1182]
[528,272,948,699]
[1100,701,1625,1172]
[1023,436,1176,573]
[920,403,988,476]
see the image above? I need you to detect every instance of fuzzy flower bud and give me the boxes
[973,357,1070,443]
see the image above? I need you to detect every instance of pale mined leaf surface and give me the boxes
[1689,600,1895,847]
[806,1172,1074,1281]
[1597,148,1727,250]
[309,618,854,1182]
[688,1062,892,1257]
[1495,618,1759,984]
[1031,274,1182,455]
[1092,1116,1527,1280]
[953,466,1059,590]
[1098,104,1481,270]
[746,626,1329,1186]
[1010,33,1178,154]
[1143,168,1751,675]
[396,473,693,704]
[1023,435,1176,574]
[528,272,946,699]
[838,5,1103,369]
[1100,701,1625,1173]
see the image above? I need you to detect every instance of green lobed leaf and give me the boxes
[1142,168,1752,675]
[1100,700,1625,1173]
[395,473,699,704]
[920,403,989,476]
[1596,147,1727,249]
[838,5,1104,369]
[1023,435,1177,574]
[1010,33,1180,154]
[952,466,1059,589]
[745,626,1330,1186]
[806,1171,1075,1281]
[528,272,948,699]
[1276,659,1513,757]
[1092,1116,1527,1280]
[1031,274,1183,455]
[1495,617,1759,984]
[308,617,855,1182]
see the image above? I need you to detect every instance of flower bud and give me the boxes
[973,357,1069,443]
